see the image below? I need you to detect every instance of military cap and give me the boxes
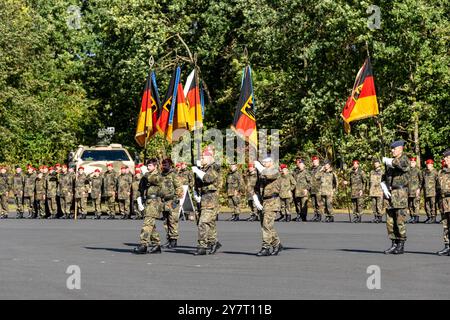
[202,150,213,157]
[49,167,54,171]
[62,164,68,168]
[135,168,141,174]
[94,169,101,173]
[121,165,128,170]
[262,156,273,163]
[373,159,381,163]
[443,149,450,157]
[296,158,304,164]
[106,163,114,167]
[248,163,255,168]
[78,166,85,170]
[352,160,359,164]
[55,163,61,167]
[323,159,331,165]
[280,164,288,170]
[311,156,319,161]
[425,159,434,165]
[390,140,405,148]
[410,157,417,162]
[15,165,21,169]
[441,159,446,168]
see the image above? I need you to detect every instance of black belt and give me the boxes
[391,185,407,190]
[263,194,279,200]
[162,196,174,201]
[202,190,217,195]
[147,194,159,199]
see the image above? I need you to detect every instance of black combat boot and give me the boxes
[194,247,208,256]
[256,247,271,257]
[407,216,415,224]
[247,215,257,221]
[271,244,283,256]
[424,217,431,224]
[107,215,115,220]
[384,240,398,254]
[80,214,87,220]
[234,215,240,221]
[133,244,148,254]
[209,241,222,254]
[311,213,318,222]
[329,216,334,223]
[414,216,420,223]
[437,244,450,256]
[275,214,285,222]
[149,245,162,254]
[393,241,405,255]
[295,215,302,222]
[316,214,322,222]
[323,216,330,223]
[285,214,291,222]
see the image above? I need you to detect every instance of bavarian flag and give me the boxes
[135,71,161,147]
[156,67,179,135]
[184,69,203,130]
[341,57,379,133]
[232,65,257,149]
[166,80,190,143]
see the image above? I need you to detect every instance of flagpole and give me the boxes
[143,56,154,164]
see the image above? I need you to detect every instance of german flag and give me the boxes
[341,58,379,133]
[156,67,179,135]
[135,71,161,147]
[166,82,190,143]
[184,69,203,130]
[231,66,257,149]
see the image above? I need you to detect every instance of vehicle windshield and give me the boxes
[80,150,131,161]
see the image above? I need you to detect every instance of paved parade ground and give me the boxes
[0,213,449,300]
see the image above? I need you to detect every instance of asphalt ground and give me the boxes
[0,212,449,300]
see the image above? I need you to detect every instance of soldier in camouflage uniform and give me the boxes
[382,140,410,255]
[23,165,36,219]
[74,167,89,219]
[437,150,450,255]
[160,159,184,249]
[437,159,446,222]
[103,163,117,219]
[254,157,283,256]
[245,163,260,221]
[407,157,422,224]
[293,159,311,222]
[35,171,46,219]
[422,159,439,224]
[58,165,74,219]
[89,169,103,219]
[369,159,384,223]
[344,160,367,223]
[116,166,132,219]
[46,167,58,219]
[12,166,24,219]
[192,149,222,256]
[177,162,195,221]
[131,167,143,220]
[0,166,11,219]
[278,164,296,222]
[226,163,244,221]
[133,159,163,254]
[320,160,338,223]
[310,156,323,222]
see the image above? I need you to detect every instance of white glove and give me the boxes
[193,190,202,203]
[380,182,391,199]
[382,157,394,169]
[196,160,202,167]
[137,197,145,212]
[252,194,263,211]
[140,166,148,175]
[254,161,264,173]
[192,166,206,180]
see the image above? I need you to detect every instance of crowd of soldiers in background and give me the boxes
[0,155,447,223]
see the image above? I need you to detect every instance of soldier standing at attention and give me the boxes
[131,168,143,220]
[160,159,183,249]
[320,160,338,223]
[89,169,103,219]
[407,157,422,224]
[0,166,11,219]
[74,167,89,219]
[46,167,58,219]
[293,158,311,222]
[116,165,132,219]
[278,164,296,222]
[177,162,195,221]
[103,163,117,220]
[23,165,36,219]
[437,159,447,223]
[344,160,367,223]
[381,140,410,255]
[422,159,439,224]
[12,166,24,219]
[35,171,46,219]
[437,150,450,255]
[310,156,323,222]
[133,159,163,254]
[226,163,244,221]
[192,149,222,256]
[369,159,384,223]
[59,165,74,219]
[245,163,260,222]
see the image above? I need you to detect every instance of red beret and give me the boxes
[94,169,101,173]
[410,157,417,162]
[352,160,359,164]
[311,156,319,161]
[106,163,113,167]
[62,164,68,168]
[280,164,288,170]
[425,159,434,165]
[135,169,141,174]
[49,167,54,171]
[121,165,128,170]
[202,150,213,157]
[55,163,61,167]
[78,166,85,170]
[248,163,254,168]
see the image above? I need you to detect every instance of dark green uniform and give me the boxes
[293,167,311,221]
[23,171,36,218]
[408,166,422,219]
[45,172,58,218]
[245,169,259,220]
[35,175,46,219]
[320,169,338,219]
[310,165,323,220]
[438,167,450,246]
[89,174,103,218]
[74,173,89,217]
[422,168,438,220]
[0,172,10,218]
[279,172,296,221]
[131,173,143,219]
[160,170,183,241]
[226,169,244,219]
[139,170,162,247]
[116,173,132,218]
[369,167,384,220]
[103,170,117,217]
[349,168,367,221]
[259,167,281,249]
[58,171,74,218]
[12,172,24,218]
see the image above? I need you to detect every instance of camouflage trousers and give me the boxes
[260,210,281,249]
[47,197,57,217]
[247,199,259,217]
[321,195,334,217]
[91,197,102,216]
[280,198,294,215]
[351,198,364,218]
[23,196,35,217]
[36,198,46,218]
[294,196,308,220]
[197,209,218,248]
[228,195,241,215]
[310,194,322,215]
[104,195,116,217]
[118,198,130,217]
[139,199,161,246]
[162,200,180,240]
[386,209,407,241]
[14,195,23,215]
[425,196,436,218]
[75,197,88,215]
[371,197,383,217]
[408,196,420,217]
[60,193,73,218]
[442,212,450,245]
[0,194,8,217]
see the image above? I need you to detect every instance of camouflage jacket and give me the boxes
[131,174,142,200]
[384,154,410,209]
[0,173,10,196]
[260,167,281,210]
[116,173,132,200]
[369,168,383,197]
[58,172,74,196]
[140,170,162,200]
[35,176,46,200]
[293,168,311,197]
[89,175,103,199]
[226,170,244,196]
[422,168,438,197]
[408,166,422,196]
[23,172,36,198]
[198,163,220,209]
[349,168,367,198]
[279,173,296,199]
[245,170,258,199]
[320,170,338,196]
[12,173,24,196]
[438,168,450,196]
[160,170,183,201]
[310,166,322,195]
[103,170,117,196]
[178,168,194,190]
[74,173,90,198]
[45,173,58,198]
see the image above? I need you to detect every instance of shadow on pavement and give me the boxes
[84,246,133,253]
